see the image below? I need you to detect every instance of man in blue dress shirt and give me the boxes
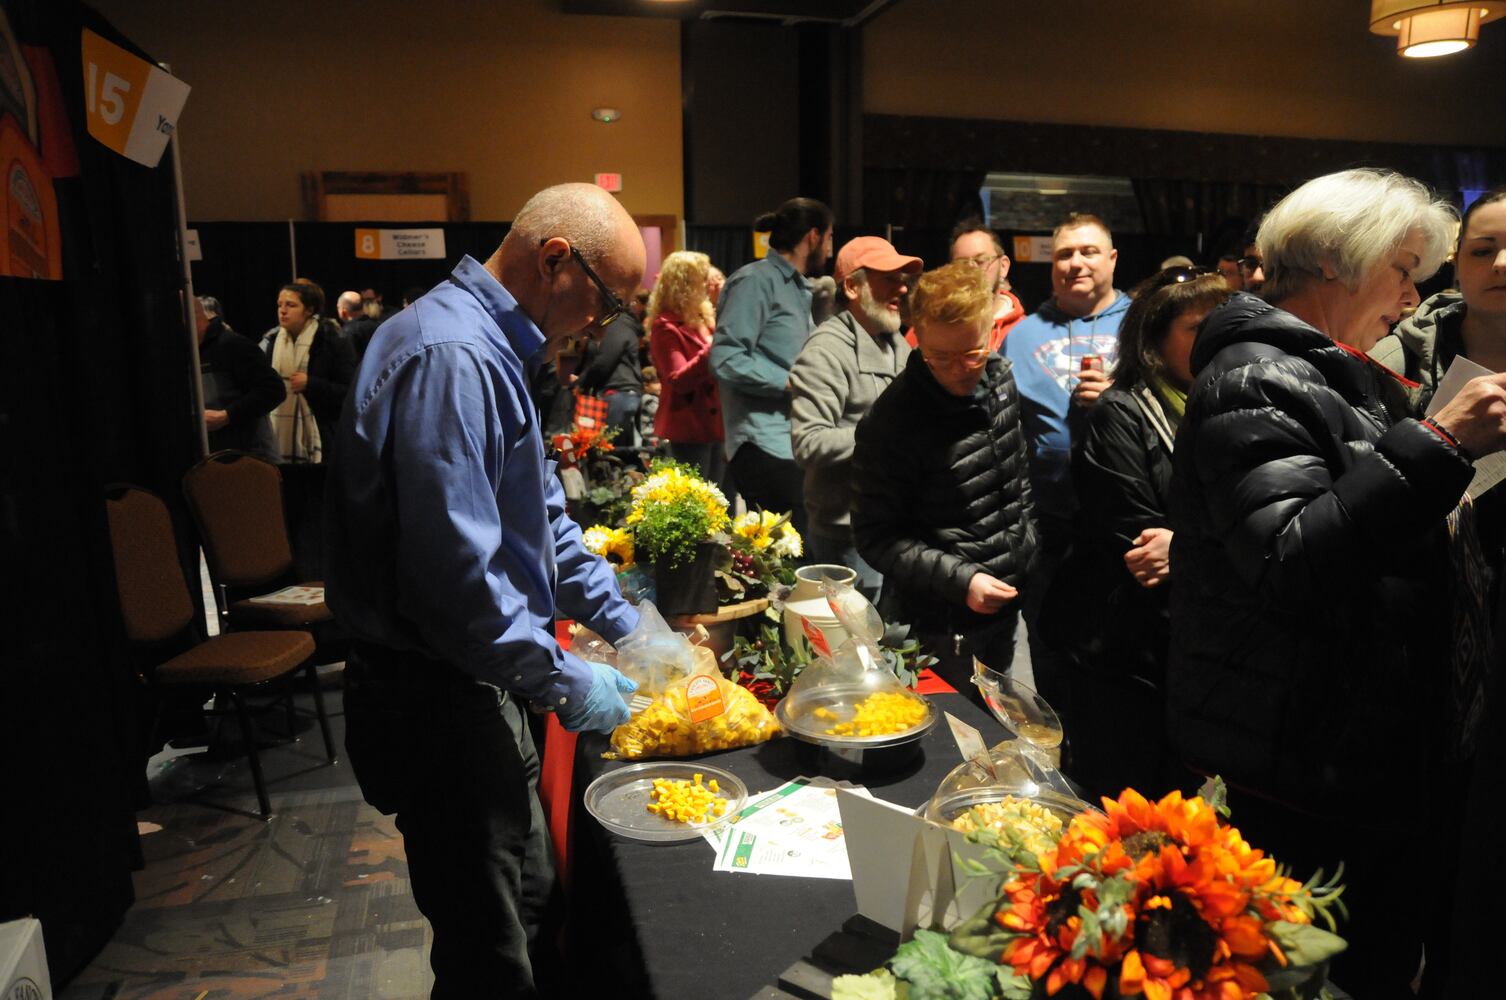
[326,183,645,998]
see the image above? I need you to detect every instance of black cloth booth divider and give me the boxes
[189,221,510,335]
[1,0,205,987]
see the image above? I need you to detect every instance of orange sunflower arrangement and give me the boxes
[940,784,1347,1000]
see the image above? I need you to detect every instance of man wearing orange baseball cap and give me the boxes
[788,236,922,595]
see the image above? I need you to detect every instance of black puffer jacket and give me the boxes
[1168,293,1473,813]
[852,351,1036,634]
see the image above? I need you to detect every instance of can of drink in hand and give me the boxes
[1080,355,1103,372]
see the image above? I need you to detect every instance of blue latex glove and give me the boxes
[557,661,638,734]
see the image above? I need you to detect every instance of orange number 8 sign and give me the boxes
[355,228,382,260]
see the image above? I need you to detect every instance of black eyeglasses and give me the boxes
[1237,255,1263,273]
[543,239,625,327]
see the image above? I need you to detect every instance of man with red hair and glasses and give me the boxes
[850,262,1036,701]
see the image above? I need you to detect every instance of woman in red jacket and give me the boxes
[647,251,728,489]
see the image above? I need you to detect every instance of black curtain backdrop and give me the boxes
[0,0,205,986]
[685,225,755,276]
[190,222,510,334]
[1130,179,1293,259]
[861,166,988,234]
[862,114,1506,265]
[865,114,1506,193]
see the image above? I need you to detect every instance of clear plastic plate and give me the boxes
[583,761,749,843]
[775,684,938,749]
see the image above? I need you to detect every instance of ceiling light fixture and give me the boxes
[1370,1,1505,57]
[591,107,621,123]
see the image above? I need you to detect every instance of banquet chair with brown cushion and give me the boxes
[104,484,332,817]
[181,450,337,634]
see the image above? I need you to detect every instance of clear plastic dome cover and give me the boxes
[819,578,885,645]
[970,660,1064,766]
[776,585,935,746]
[924,738,1088,829]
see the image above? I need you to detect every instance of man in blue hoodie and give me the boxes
[1004,212,1130,713]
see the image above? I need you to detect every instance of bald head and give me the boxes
[508,183,639,267]
[336,290,362,320]
[490,183,646,347]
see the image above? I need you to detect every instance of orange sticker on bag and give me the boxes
[685,674,727,724]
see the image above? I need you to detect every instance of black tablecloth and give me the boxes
[567,691,1012,1000]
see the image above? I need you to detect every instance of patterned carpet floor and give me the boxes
[60,688,434,1000]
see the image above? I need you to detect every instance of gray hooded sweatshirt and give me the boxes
[1370,289,1466,417]
[788,310,910,538]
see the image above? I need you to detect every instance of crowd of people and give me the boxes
[539,179,1504,997]
[198,176,1506,997]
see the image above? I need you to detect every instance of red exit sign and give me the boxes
[595,172,622,192]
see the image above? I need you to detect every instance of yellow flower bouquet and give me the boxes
[624,462,730,569]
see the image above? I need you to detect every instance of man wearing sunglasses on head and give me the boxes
[850,262,1036,704]
[326,183,645,999]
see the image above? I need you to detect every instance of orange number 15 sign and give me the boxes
[81,29,190,168]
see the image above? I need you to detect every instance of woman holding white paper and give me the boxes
[1166,169,1506,996]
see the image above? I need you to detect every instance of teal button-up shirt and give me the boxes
[709,251,813,461]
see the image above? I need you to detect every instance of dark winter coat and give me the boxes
[1051,380,1175,683]
[342,314,381,364]
[260,319,357,445]
[577,314,643,396]
[201,318,285,458]
[851,350,1036,635]
[1167,292,1472,813]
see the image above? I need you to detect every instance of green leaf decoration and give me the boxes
[995,967,1034,1000]
[1266,921,1348,967]
[1197,774,1231,818]
[948,905,1017,962]
[1260,957,1331,995]
[892,929,1004,1000]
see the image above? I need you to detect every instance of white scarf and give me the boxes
[268,319,323,463]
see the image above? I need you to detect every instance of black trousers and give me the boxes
[1021,511,1073,723]
[729,442,808,541]
[343,645,554,999]
[1218,781,1460,999]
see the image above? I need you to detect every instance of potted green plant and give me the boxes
[625,461,730,615]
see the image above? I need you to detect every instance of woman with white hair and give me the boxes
[1167,169,1506,995]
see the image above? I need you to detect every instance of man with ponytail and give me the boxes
[710,197,833,537]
